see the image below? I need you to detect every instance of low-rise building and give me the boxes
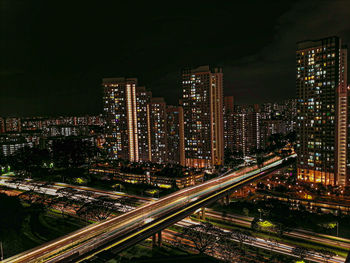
[89,164,204,189]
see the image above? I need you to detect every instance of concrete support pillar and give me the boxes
[201,207,206,220]
[157,231,162,247]
[225,195,230,206]
[152,234,157,248]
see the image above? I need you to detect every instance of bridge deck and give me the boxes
[4,154,296,263]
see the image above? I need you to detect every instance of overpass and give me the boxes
[4,154,296,263]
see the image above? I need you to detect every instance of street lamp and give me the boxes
[336,222,339,237]
[258,209,262,221]
[1,241,3,261]
[113,183,122,192]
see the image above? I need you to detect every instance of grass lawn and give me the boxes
[168,219,312,263]
[1,211,86,259]
[103,241,220,263]
[117,230,299,263]
[210,199,350,239]
[191,215,348,258]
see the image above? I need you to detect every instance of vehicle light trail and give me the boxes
[3,154,297,263]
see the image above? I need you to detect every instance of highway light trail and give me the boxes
[3,154,296,263]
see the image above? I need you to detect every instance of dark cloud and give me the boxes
[224,0,350,104]
[0,0,349,116]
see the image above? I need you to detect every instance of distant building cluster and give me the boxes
[103,65,296,168]
[7,35,349,190]
[102,77,185,165]
[225,99,297,156]
[0,115,105,156]
[103,66,225,168]
[3,36,350,189]
[1,65,297,172]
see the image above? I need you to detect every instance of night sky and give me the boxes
[1,1,350,117]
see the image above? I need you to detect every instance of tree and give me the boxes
[266,238,278,257]
[67,190,95,222]
[224,149,245,168]
[77,196,115,221]
[251,217,260,232]
[8,147,50,177]
[181,223,224,255]
[256,156,264,168]
[257,182,266,190]
[0,151,7,168]
[27,202,46,227]
[56,187,78,198]
[17,180,46,204]
[115,196,130,213]
[231,229,255,250]
[52,137,97,169]
[216,232,242,263]
[0,194,25,238]
[276,222,290,237]
[265,199,297,231]
[266,133,285,152]
[224,149,233,166]
[292,246,310,261]
[317,248,335,263]
[171,179,179,190]
[243,208,249,217]
[52,187,80,219]
[10,178,24,189]
[285,131,296,144]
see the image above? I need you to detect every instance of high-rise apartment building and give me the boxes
[233,113,247,156]
[247,111,260,152]
[233,112,260,156]
[296,36,348,186]
[0,136,33,156]
[0,118,5,134]
[182,65,224,168]
[21,117,44,132]
[5,117,21,132]
[147,97,168,163]
[136,87,152,162]
[260,119,287,149]
[103,78,139,161]
[224,96,235,153]
[166,105,185,165]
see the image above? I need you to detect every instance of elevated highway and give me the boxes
[4,154,296,263]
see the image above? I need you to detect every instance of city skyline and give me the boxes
[1,1,350,116]
[2,3,350,263]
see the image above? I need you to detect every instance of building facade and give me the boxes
[147,97,168,163]
[0,135,33,156]
[103,78,139,162]
[232,112,260,156]
[5,117,21,132]
[224,96,235,153]
[296,36,348,186]
[0,118,5,134]
[136,87,152,162]
[182,65,224,167]
[233,113,247,156]
[260,119,287,149]
[166,105,185,165]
